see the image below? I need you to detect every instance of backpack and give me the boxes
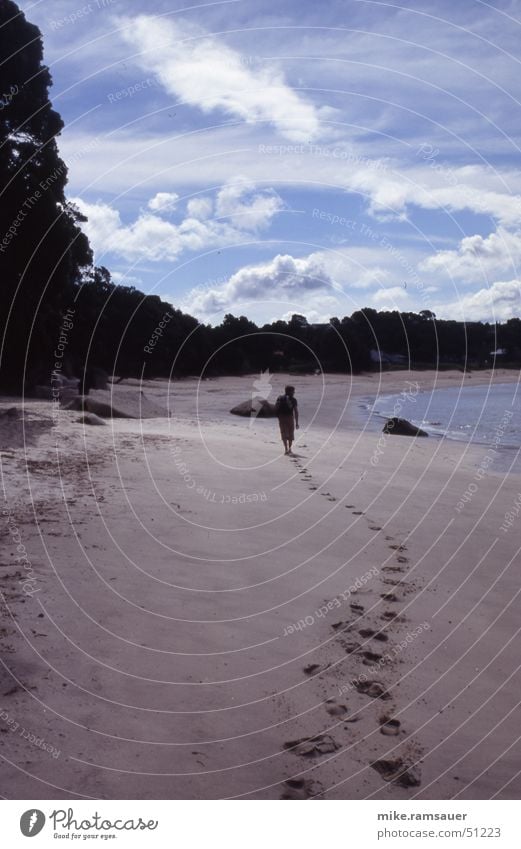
[275,394,293,415]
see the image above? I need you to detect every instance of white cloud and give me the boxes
[57,128,521,234]
[72,180,283,263]
[148,192,179,213]
[436,280,521,323]
[420,228,521,283]
[372,286,410,309]
[186,197,213,219]
[121,15,323,142]
[111,271,142,287]
[215,177,283,230]
[181,253,337,319]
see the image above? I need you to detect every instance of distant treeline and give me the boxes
[1,1,520,391]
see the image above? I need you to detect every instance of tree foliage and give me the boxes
[0,0,91,388]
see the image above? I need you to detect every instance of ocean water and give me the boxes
[360,382,521,468]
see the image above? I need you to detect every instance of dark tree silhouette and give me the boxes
[0,0,92,389]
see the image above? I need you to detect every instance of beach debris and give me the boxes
[283,734,339,757]
[382,417,428,437]
[371,757,420,787]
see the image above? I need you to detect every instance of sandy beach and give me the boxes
[1,369,520,800]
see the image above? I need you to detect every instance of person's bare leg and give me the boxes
[283,438,289,454]
[287,439,293,455]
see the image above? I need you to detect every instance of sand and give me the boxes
[1,369,520,799]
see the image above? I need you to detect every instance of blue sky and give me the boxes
[17,0,521,324]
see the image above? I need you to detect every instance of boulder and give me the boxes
[76,413,107,426]
[383,417,428,437]
[230,398,277,418]
[62,396,134,418]
[0,407,18,419]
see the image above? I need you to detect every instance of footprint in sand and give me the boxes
[303,662,330,676]
[341,640,361,655]
[309,486,318,490]
[352,510,364,515]
[359,627,377,638]
[381,610,404,622]
[345,504,355,508]
[361,650,383,665]
[280,777,315,799]
[379,715,401,736]
[283,734,339,757]
[325,699,348,717]
[327,497,337,502]
[371,758,420,787]
[396,555,409,564]
[389,544,407,552]
[359,628,389,643]
[331,621,353,631]
[381,592,399,602]
[369,525,382,531]
[382,565,404,573]
[350,602,364,613]
[354,680,391,700]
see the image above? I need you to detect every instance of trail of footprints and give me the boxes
[280,460,422,795]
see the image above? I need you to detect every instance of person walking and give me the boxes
[275,385,299,455]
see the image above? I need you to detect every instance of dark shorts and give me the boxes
[278,414,295,440]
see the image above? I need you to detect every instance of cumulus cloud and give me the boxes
[420,228,521,283]
[215,179,282,230]
[148,192,179,213]
[371,286,410,309]
[181,253,336,318]
[121,15,323,142]
[187,197,213,220]
[72,179,283,262]
[436,280,521,323]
